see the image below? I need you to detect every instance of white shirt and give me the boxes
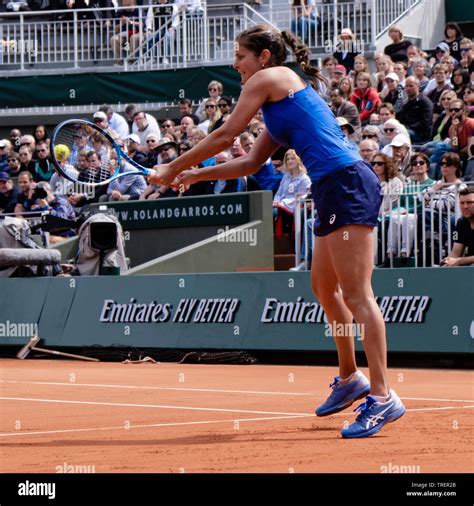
[132,113,161,139]
[108,112,130,140]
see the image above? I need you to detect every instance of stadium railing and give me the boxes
[294,182,471,270]
[0,0,422,75]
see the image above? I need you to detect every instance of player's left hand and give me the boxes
[148,164,177,186]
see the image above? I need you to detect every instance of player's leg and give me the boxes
[311,235,357,378]
[326,225,389,396]
[311,235,370,416]
[326,224,405,438]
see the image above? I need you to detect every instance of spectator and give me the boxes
[92,111,119,139]
[322,56,338,81]
[333,28,359,72]
[290,0,318,45]
[349,54,369,83]
[378,72,405,113]
[371,152,404,215]
[388,134,412,177]
[177,114,198,142]
[441,185,474,266]
[451,68,470,99]
[397,76,434,143]
[144,0,179,65]
[212,96,232,130]
[18,145,36,177]
[424,64,452,108]
[351,72,381,125]
[195,80,223,121]
[178,98,193,117]
[430,89,456,138]
[133,110,161,145]
[338,75,354,101]
[33,141,54,182]
[386,153,434,259]
[239,132,281,192]
[440,55,457,79]
[0,139,11,173]
[370,102,395,128]
[371,54,394,92]
[448,100,474,159]
[110,0,141,65]
[26,181,76,243]
[198,98,221,134]
[90,131,110,163]
[381,119,410,151]
[144,133,161,167]
[411,58,430,93]
[359,139,379,163]
[14,171,34,216]
[336,117,357,146]
[32,125,49,145]
[69,130,91,167]
[458,38,474,75]
[273,149,311,225]
[49,151,79,197]
[406,45,422,75]
[463,84,474,117]
[0,172,20,215]
[160,119,176,138]
[430,42,451,69]
[393,61,408,87]
[20,135,36,154]
[99,105,129,139]
[329,87,361,133]
[125,104,160,137]
[384,25,411,63]
[361,125,382,145]
[104,157,147,202]
[9,129,21,152]
[441,22,464,63]
[125,133,147,165]
[6,152,21,177]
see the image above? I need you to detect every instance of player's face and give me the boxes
[233,44,262,85]
[459,194,474,219]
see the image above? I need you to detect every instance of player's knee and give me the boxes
[340,288,370,314]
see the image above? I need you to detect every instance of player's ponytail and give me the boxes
[281,30,325,91]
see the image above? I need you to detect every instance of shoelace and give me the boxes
[329,376,340,389]
[353,396,376,421]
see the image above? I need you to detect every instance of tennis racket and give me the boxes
[50,119,156,187]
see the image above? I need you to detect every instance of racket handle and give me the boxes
[146,168,156,178]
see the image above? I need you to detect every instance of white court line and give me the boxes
[0,396,314,418]
[1,381,473,403]
[0,414,307,438]
[0,406,473,439]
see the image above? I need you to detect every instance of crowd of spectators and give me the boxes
[0,21,473,266]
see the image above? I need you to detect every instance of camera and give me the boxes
[32,187,48,200]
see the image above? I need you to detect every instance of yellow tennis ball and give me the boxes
[54,144,70,162]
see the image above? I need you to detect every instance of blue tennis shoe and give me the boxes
[341,390,406,438]
[315,370,371,417]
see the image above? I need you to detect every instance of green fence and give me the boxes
[0,269,472,353]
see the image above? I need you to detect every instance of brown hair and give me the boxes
[410,152,430,168]
[440,152,462,178]
[236,24,325,91]
[373,152,399,181]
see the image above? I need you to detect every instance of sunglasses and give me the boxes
[383,128,396,133]
[205,105,216,109]
[218,103,229,108]
[36,149,48,153]
[440,161,452,166]
[93,118,106,123]
[450,108,462,112]
[162,124,173,128]
[159,146,173,152]
[208,87,218,92]
[460,48,471,52]
[362,134,377,139]
[411,160,426,166]
[146,139,158,143]
[21,142,32,145]
[179,146,190,151]
[371,161,385,166]
[7,159,18,162]
[441,97,452,101]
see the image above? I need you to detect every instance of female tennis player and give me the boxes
[149,25,405,438]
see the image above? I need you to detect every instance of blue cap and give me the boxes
[0,171,10,181]
[436,42,449,52]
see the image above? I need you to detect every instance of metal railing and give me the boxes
[0,0,423,75]
[294,182,470,269]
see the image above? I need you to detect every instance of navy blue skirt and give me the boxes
[312,160,382,237]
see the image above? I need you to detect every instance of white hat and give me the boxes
[0,139,8,148]
[385,72,400,82]
[389,134,410,147]
[340,28,354,39]
[93,111,107,121]
[125,133,140,143]
[336,117,355,134]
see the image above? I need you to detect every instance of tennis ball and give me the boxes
[54,144,70,162]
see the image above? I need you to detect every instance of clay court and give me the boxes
[0,359,472,474]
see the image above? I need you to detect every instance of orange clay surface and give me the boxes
[0,359,473,473]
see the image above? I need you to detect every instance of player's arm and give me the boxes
[150,73,272,185]
[175,130,280,186]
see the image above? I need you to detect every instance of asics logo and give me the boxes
[329,214,336,225]
[365,405,392,429]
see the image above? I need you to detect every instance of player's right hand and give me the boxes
[172,168,201,189]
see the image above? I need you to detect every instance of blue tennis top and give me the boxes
[261,85,361,183]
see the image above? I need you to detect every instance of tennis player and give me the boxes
[150,25,405,438]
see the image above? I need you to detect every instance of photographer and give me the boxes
[25,182,77,244]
